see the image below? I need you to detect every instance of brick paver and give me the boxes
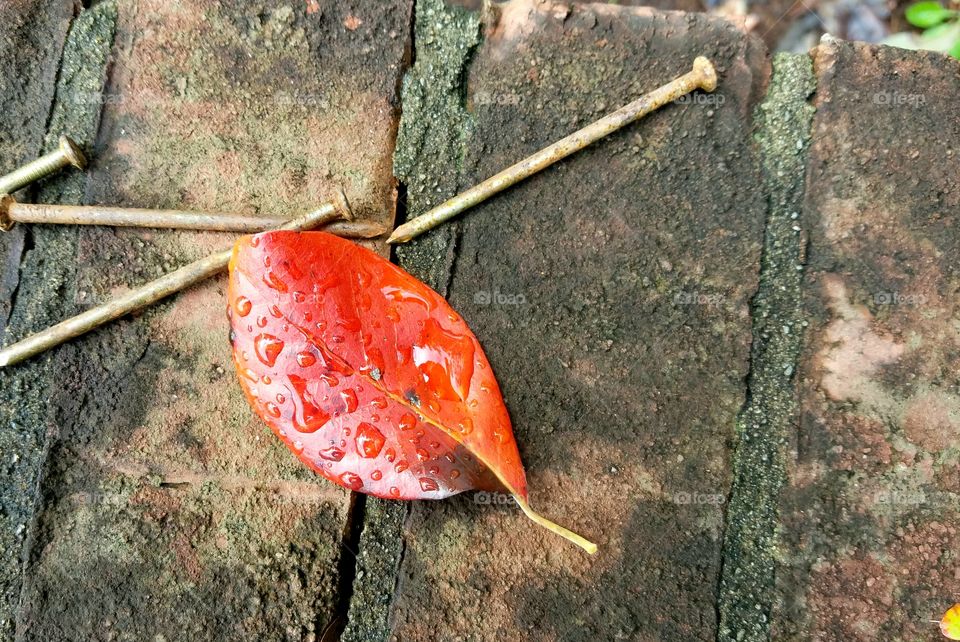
[4,2,960,640]
[12,1,411,639]
[772,38,960,641]
[0,0,83,635]
[386,2,768,639]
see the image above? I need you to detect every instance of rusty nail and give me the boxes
[0,195,384,237]
[387,57,718,243]
[0,191,353,368]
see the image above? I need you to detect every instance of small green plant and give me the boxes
[886,1,960,58]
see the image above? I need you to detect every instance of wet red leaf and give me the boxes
[228,231,595,553]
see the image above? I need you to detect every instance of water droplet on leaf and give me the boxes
[319,446,345,461]
[355,422,385,458]
[341,389,358,413]
[235,296,252,317]
[254,334,284,367]
[340,472,363,491]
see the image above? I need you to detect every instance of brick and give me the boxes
[0,0,77,635]
[14,1,411,639]
[0,0,73,331]
[773,38,960,641]
[387,1,767,639]
[0,0,73,176]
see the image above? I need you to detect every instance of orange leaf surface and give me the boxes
[227,231,596,553]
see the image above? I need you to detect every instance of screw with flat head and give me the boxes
[0,135,87,196]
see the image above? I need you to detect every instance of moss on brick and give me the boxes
[717,52,814,642]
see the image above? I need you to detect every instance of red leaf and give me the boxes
[228,231,595,553]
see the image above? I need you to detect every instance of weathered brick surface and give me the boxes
[7,2,959,640]
[389,1,768,639]
[448,0,705,13]
[0,0,76,635]
[0,0,73,178]
[773,39,960,641]
[12,1,411,640]
[0,0,73,330]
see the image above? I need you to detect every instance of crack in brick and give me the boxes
[88,458,349,501]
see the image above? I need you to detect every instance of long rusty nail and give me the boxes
[387,56,718,244]
[0,136,87,196]
[321,220,390,239]
[0,190,352,368]
[0,195,386,237]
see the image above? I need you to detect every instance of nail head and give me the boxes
[693,56,718,93]
[58,136,87,170]
[0,195,14,231]
[334,188,354,221]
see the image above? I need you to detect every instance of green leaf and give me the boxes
[906,1,954,28]
[949,38,960,58]
[918,21,960,50]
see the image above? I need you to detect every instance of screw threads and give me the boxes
[0,136,86,196]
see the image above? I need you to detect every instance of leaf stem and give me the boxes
[514,496,598,555]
